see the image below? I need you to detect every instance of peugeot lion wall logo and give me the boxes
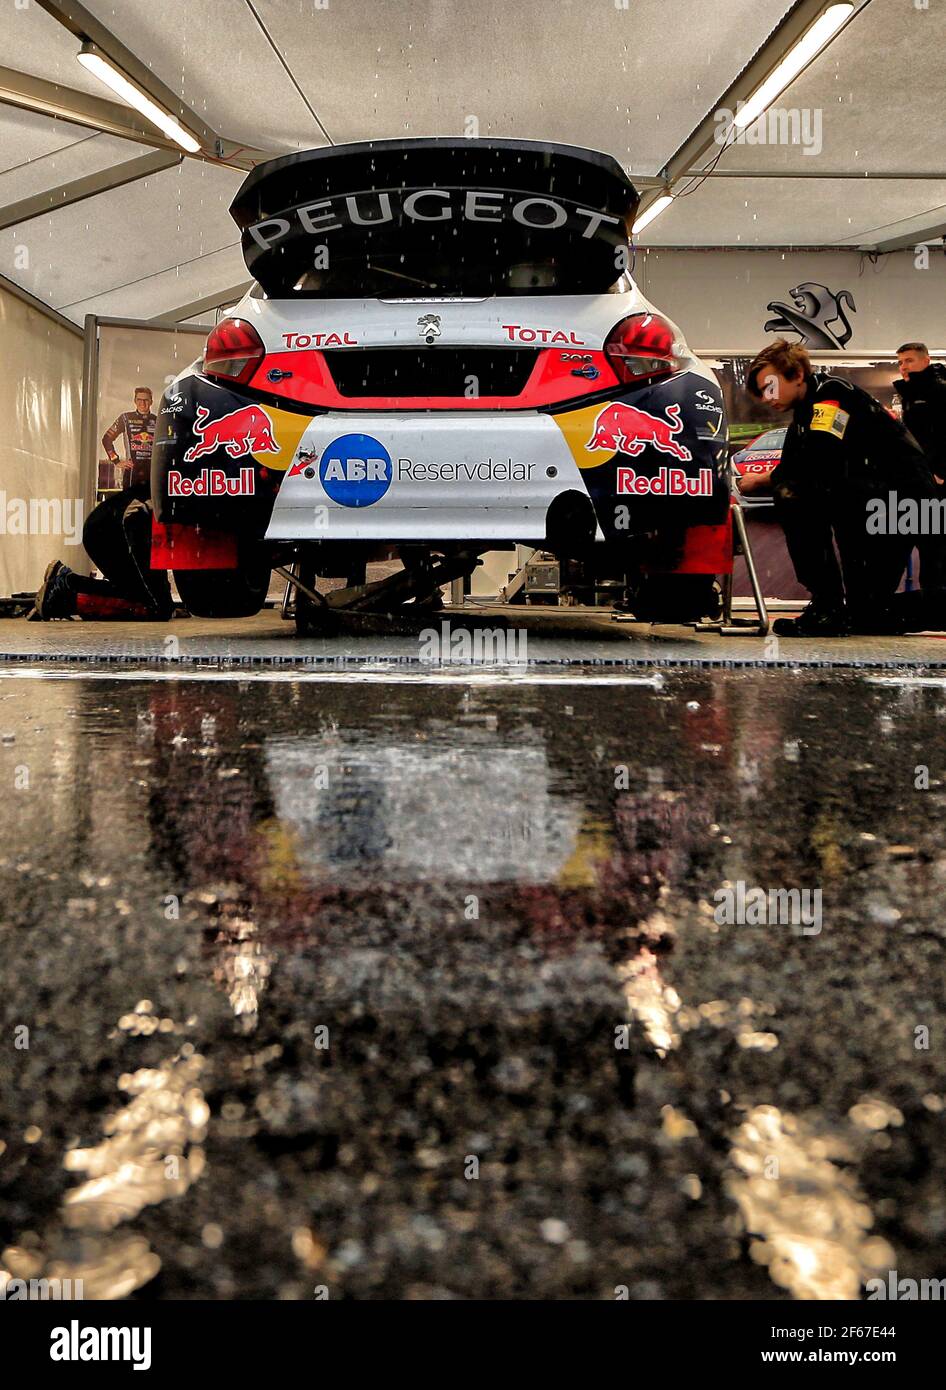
[764,281,856,350]
[418,313,442,343]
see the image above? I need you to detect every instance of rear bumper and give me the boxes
[264,410,586,542]
[152,368,730,568]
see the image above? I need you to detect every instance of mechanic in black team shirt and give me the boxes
[28,386,171,621]
[893,343,946,484]
[738,339,941,637]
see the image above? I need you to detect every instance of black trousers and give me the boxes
[886,482,946,630]
[76,487,172,617]
[773,478,916,620]
[916,480,946,592]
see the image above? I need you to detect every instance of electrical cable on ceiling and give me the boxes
[672,125,739,201]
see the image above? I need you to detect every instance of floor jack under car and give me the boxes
[273,521,768,637]
[276,551,483,635]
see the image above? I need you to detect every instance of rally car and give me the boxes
[150,138,731,627]
[730,427,786,508]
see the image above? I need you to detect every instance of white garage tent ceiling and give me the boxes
[0,159,246,319]
[711,0,945,178]
[651,176,946,248]
[0,0,942,325]
[0,108,150,205]
[243,0,794,167]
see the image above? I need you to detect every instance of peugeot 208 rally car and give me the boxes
[151,139,730,626]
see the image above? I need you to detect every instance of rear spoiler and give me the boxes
[230,138,640,292]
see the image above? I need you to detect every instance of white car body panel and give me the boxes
[214,285,719,543]
[264,410,594,541]
[241,288,650,353]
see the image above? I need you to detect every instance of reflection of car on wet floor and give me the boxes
[151,138,731,629]
[140,684,712,955]
[266,736,582,884]
[730,427,786,507]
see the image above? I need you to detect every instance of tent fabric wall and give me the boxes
[636,248,946,353]
[0,281,82,595]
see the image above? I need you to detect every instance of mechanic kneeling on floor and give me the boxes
[27,468,172,623]
[738,339,943,637]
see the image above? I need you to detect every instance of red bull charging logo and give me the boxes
[587,401,692,461]
[183,405,279,463]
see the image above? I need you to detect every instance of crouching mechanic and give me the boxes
[739,339,938,637]
[28,478,172,623]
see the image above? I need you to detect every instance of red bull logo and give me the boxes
[617,466,713,497]
[587,401,692,461]
[183,405,279,463]
[167,466,256,497]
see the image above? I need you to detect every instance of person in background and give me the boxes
[893,343,946,484]
[739,339,936,636]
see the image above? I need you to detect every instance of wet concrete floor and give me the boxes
[1,667,944,1299]
[4,608,946,667]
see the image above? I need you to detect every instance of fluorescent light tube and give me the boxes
[78,44,200,153]
[632,194,674,235]
[733,3,854,131]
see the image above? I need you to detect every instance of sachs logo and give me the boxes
[587,402,692,462]
[183,405,279,463]
[318,433,392,507]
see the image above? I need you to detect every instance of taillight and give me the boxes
[202,318,265,385]
[604,312,685,385]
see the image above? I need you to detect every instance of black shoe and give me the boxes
[873,588,946,635]
[772,603,848,637]
[917,588,946,631]
[26,561,77,621]
[848,603,913,636]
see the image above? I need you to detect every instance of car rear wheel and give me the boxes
[545,489,597,560]
[174,562,271,619]
[626,575,722,623]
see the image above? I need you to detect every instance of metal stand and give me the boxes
[274,564,328,612]
[694,504,769,636]
[279,562,298,621]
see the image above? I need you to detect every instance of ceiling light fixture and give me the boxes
[77,42,201,153]
[632,194,674,235]
[733,3,856,131]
